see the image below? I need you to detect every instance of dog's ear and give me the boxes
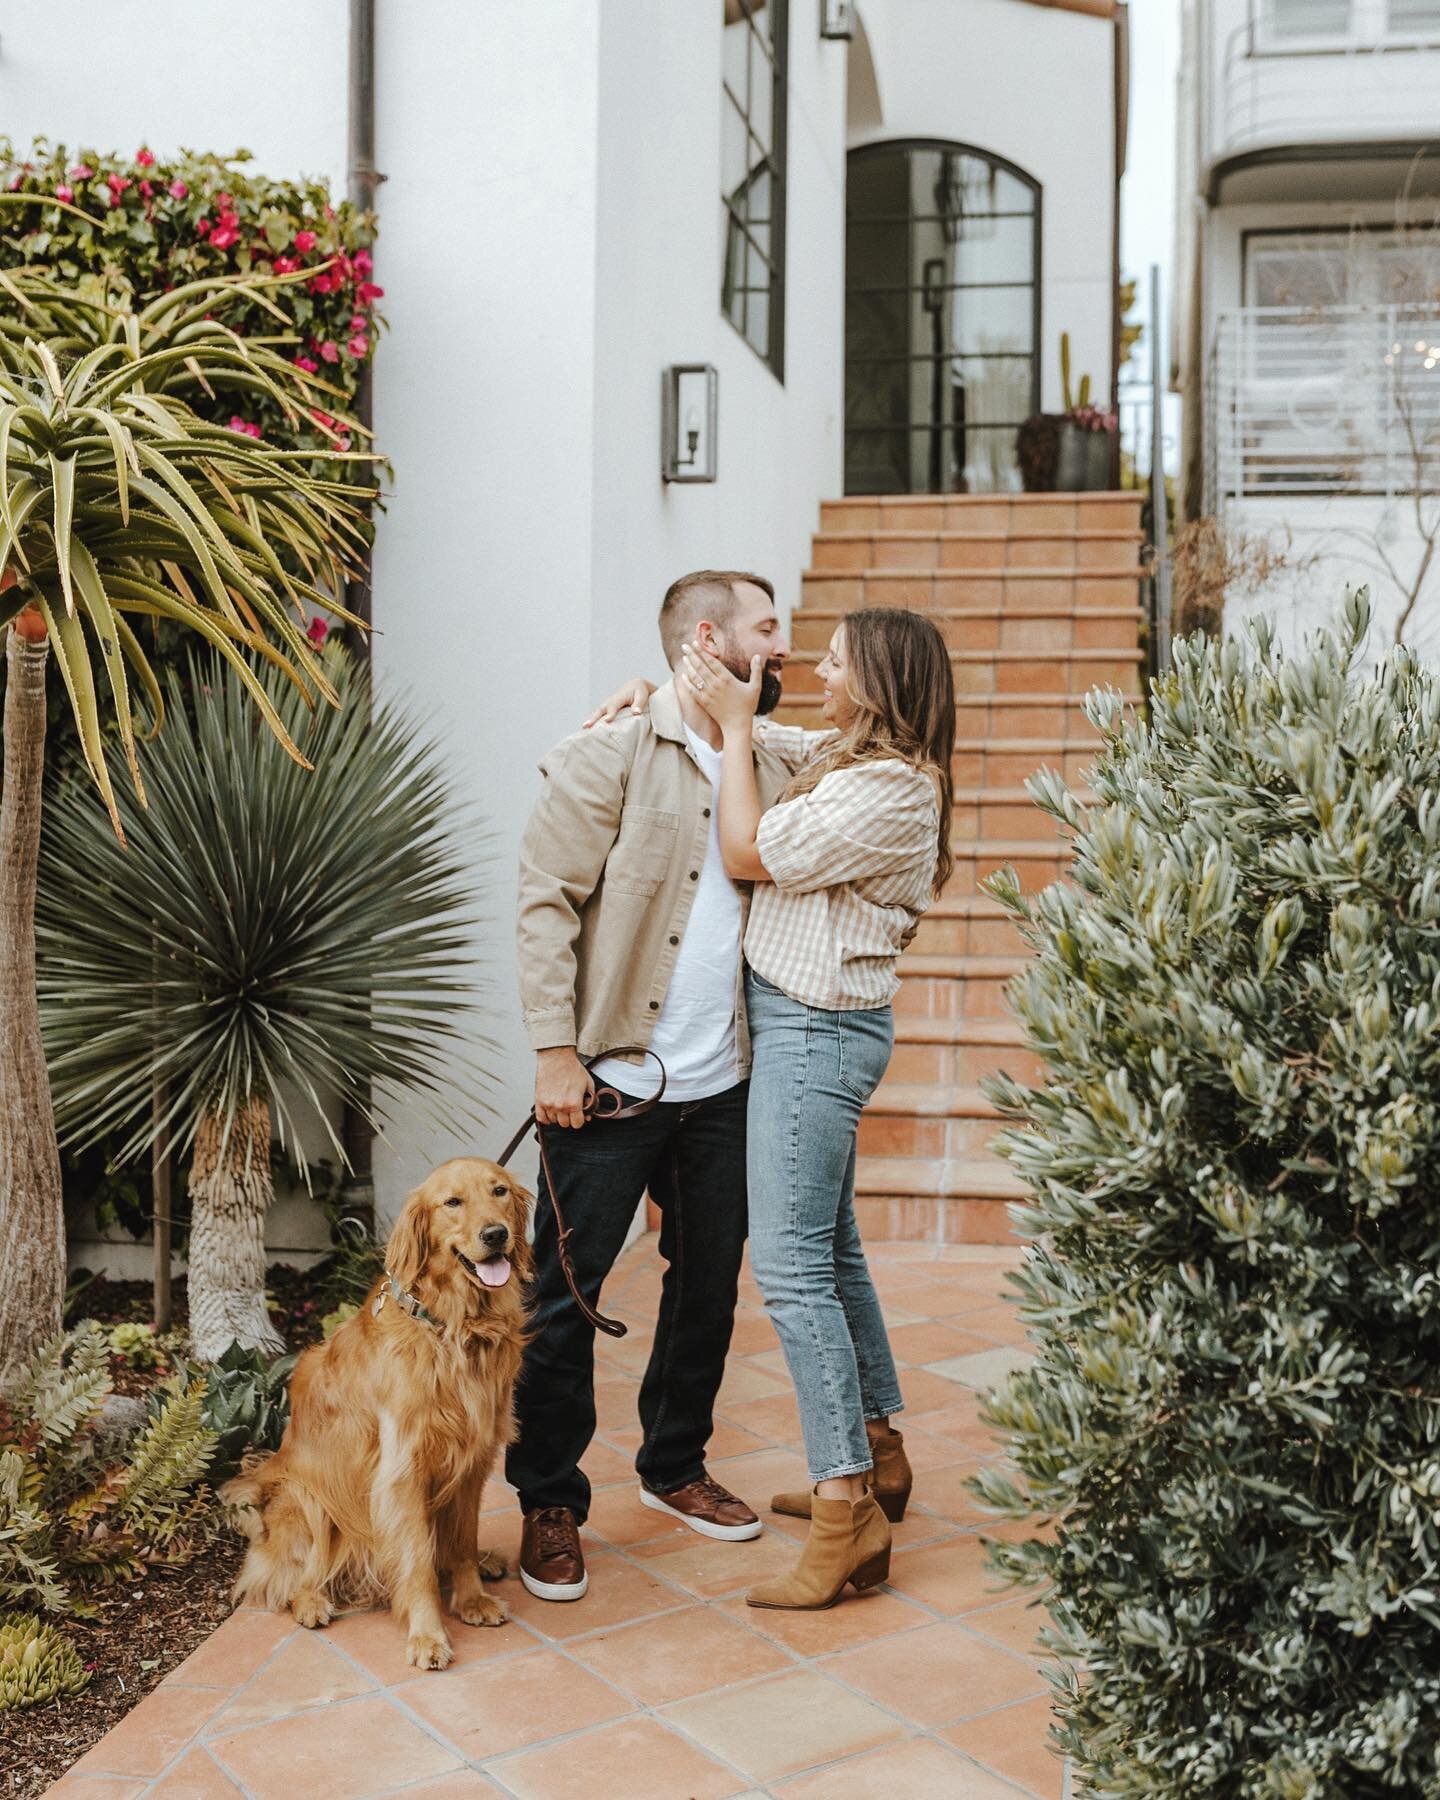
[506,1176,535,1284]
[385,1189,431,1292]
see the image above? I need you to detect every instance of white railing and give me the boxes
[1207,304,1440,514]
[1220,14,1440,161]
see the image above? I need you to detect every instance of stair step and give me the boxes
[946,840,1070,897]
[783,646,1142,701]
[801,569,1142,613]
[900,953,1027,980]
[953,785,1086,843]
[821,493,1143,536]
[867,1082,1003,1118]
[811,529,1143,576]
[791,606,1144,654]
[953,737,1101,785]
[856,1154,1025,1200]
[887,1013,1041,1086]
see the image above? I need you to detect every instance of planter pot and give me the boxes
[1054,421,1115,492]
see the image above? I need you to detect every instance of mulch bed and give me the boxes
[0,1263,345,1797]
[0,1537,246,1800]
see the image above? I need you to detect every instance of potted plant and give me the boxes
[1016,333,1118,492]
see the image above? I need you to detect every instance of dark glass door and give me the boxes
[845,142,1040,494]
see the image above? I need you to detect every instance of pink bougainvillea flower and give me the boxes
[55,184,73,203]
[69,163,94,180]
[306,616,329,647]
[168,178,188,200]
[209,225,239,249]
[293,354,319,373]
[309,407,335,428]
[350,312,367,330]
[106,172,130,196]
[293,228,317,254]
[346,334,369,359]
[337,434,352,452]
[307,272,334,296]
[139,179,154,198]
[353,249,373,275]
[272,254,298,275]
[318,341,340,364]
[357,281,385,304]
[135,147,155,167]
[226,415,262,438]
[195,216,210,236]
[6,175,22,192]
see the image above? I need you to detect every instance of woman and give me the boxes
[679,606,954,1610]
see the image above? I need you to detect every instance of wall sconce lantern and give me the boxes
[820,0,856,39]
[661,364,718,483]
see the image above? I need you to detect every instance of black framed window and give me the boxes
[845,141,1041,495]
[722,0,787,377]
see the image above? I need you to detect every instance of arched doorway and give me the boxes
[845,141,1041,495]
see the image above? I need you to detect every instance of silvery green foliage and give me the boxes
[977,593,1440,1796]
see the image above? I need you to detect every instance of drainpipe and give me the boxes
[340,0,379,1229]
[1111,2,1130,488]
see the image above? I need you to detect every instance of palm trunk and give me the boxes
[186,1093,283,1360]
[0,627,64,1387]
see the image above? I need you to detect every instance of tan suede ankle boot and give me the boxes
[771,1423,912,1523]
[746,1489,891,1610]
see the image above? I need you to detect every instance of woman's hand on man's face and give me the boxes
[680,642,761,732]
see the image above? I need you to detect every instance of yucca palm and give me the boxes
[35,646,490,1358]
[0,276,373,1381]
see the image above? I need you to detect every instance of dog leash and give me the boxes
[497,1047,668,1340]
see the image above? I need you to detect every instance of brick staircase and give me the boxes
[775,491,1146,1244]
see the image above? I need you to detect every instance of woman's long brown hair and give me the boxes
[784,607,955,895]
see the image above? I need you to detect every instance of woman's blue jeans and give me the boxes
[745,970,905,1482]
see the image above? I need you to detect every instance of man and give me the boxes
[509,569,794,1601]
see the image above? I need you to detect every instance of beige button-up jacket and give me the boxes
[516,682,804,1075]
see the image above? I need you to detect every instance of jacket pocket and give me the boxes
[606,805,680,896]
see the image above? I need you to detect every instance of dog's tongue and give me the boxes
[478,1256,511,1288]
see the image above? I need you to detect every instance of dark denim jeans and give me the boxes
[506,1079,749,1521]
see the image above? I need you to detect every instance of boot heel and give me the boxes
[877,1491,909,1524]
[849,1548,890,1591]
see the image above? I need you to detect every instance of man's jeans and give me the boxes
[746,971,905,1482]
[507,1080,749,1522]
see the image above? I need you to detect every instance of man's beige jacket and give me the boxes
[517,681,802,1076]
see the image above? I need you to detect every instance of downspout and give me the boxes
[340,0,379,1228]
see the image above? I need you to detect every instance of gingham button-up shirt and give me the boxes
[744,756,941,1011]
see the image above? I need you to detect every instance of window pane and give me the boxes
[749,29,773,151]
[1390,0,1440,30]
[1264,0,1351,34]
[722,17,747,106]
[722,96,748,200]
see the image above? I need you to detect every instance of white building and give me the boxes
[1,0,1128,1258]
[1176,0,1440,656]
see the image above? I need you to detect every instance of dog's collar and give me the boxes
[373,1271,443,1330]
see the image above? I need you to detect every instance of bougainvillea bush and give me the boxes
[978,594,1440,1794]
[0,138,382,468]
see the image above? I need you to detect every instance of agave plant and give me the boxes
[0,274,373,1381]
[36,645,491,1358]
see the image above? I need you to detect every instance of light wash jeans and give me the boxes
[745,969,905,1482]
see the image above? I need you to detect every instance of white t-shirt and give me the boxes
[589,727,741,1103]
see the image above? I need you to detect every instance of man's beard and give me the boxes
[718,651,784,716]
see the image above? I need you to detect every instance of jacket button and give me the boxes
[669,934,679,946]
[703,807,711,818]
[649,1000,660,1010]
[689,870,699,880]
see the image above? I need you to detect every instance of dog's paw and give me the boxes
[475,1547,509,1580]
[406,1629,454,1670]
[291,1591,334,1630]
[453,1593,509,1629]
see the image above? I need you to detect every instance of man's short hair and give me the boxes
[658,570,774,668]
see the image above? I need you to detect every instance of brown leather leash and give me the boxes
[496,1048,667,1339]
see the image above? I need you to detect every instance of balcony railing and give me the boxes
[1219,13,1440,163]
[1207,304,1440,514]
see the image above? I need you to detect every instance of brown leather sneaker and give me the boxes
[519,1506,588,1601]
[639,1473,762,1541]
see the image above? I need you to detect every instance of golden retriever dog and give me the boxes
[223,1158,531,1670]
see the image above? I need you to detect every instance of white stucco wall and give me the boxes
[7,0,1124,1267]
[853,0,1118,412]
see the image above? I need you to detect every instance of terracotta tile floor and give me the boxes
[52,1236,1067,1800]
